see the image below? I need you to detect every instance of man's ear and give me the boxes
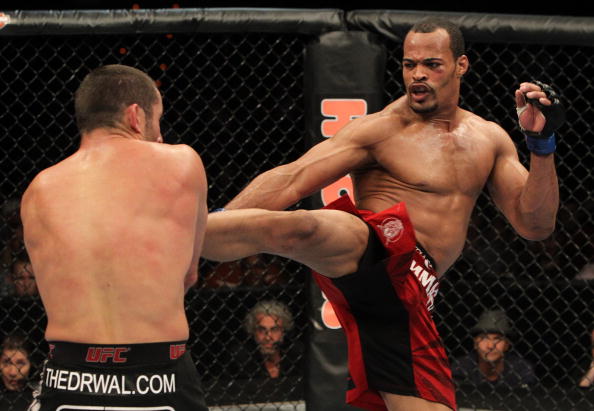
[124,104,143,134]
[456,55,469,77]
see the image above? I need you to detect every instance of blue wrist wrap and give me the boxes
[525,133,556,155]
[211,208,226,213]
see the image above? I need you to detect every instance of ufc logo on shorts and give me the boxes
[169,344,186,360]
[320,98,367,138]
[85,347,129,363]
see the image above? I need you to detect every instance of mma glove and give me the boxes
[517,80,565,155]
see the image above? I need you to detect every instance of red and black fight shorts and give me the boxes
[28,341,207,411]
[312,195,456,411]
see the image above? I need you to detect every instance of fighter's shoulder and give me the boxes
[153,143,203,167]
[21,165,56,212]
[24,160,65,193]
[463,110,511,144]
[338,100,407,143]
[376,97,418,131]
[352,111,399,131]
[154,143,206,185]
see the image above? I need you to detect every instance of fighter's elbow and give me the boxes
[517,223,556,241]
[269,164,314,208]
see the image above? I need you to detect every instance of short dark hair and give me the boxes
[1,333,30,356]
[409,17,465,59]
[75,64,158,134]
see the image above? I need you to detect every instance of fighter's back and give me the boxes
[21,138,206,344]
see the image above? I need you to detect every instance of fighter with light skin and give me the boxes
[21,65,209,410]
[203,19,563,411]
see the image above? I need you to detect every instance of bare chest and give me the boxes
[367,127,496,195]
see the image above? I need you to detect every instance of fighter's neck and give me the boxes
[79,128,143,148]
[415,107,462,133]
[391,96,462,132]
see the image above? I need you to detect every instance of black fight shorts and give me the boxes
[312,195,456,411]
[28,341,207,411]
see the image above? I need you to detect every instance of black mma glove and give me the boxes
[517,80,565,155]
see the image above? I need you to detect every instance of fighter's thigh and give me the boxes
[272,209,369,278]
[381,392,453,411]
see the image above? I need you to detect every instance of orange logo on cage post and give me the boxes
[321,175,353,205]
[321,291,341,329]
[0,13,10,30]
[319,98,366,204]
[320,98,367,138]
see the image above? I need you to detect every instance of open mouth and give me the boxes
[409,83,431,101]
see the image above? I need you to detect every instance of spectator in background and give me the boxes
[220,300,303,403]
[578,329,594,388]
[234,300,301,379]
[210,300,303,404]
[201,254,286,288]
[6,251,38,298]
[0,333,34,410]
[1,199,24,266]
[1,199,25,298]
[451,309,536,389]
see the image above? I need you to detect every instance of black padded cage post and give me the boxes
[304,30,387,411]
[0,8,593,411]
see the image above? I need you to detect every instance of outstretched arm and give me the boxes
[225,115,378,210]
[487,81,562,240]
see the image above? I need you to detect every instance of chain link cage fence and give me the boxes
[0,9,593,411]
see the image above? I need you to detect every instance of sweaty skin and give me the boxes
[203,28,559,411]
[21,94,208,344]
[222,29,559,277]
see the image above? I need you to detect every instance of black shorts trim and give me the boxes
[48,341,187,367]
[32,351,208,410]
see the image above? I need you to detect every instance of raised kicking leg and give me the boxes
[203,208,369,278]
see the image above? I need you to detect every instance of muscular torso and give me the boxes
[21,138,202,343]
[351,97,501,275]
